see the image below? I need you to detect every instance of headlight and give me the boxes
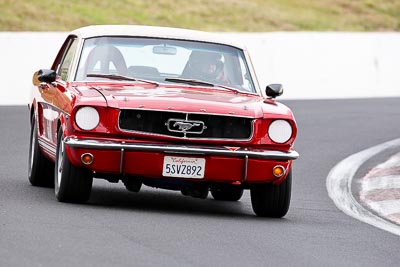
[268,120,292,143]
[75,107,100,131]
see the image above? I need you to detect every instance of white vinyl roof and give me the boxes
[71,25,246,50]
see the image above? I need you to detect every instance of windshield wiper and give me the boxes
[165,77,240,94]
[87,73,159,86]
[164,77,215,87]
[213,84,240,94]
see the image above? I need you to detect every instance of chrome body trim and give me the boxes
[273,165,286,178]
[117,126,254,142]
[166,118,206,135]
[64,137,299,160]
[38,138,57,157]
[81,153,94,165]
[120,147,125,174]
[119,108,257,119]
[243,155,249,181]
[117,109,255,142]
[119,141,126,174]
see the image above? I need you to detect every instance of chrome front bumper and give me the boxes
[64,137,299,161]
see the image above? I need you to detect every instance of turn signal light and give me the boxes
[81,153,94,165]
[272,165,285,178]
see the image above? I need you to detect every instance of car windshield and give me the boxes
[75,36,256,93]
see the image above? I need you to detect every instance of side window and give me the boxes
[57,38,77,81]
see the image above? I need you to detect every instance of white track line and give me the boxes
[326,138,400,236]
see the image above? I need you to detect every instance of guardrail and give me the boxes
[1,32,399,105]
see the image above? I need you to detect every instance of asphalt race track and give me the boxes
[1,98,400,267]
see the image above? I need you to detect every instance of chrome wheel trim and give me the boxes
[28,124,36,177]
[55,136,64,193]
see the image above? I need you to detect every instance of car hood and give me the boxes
[77,83,292,119]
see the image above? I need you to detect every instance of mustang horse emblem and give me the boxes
[173,121,200,132]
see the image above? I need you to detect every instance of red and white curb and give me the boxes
[326,138,400,236]
[360,152,400,225]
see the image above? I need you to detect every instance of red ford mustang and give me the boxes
[29,25,298,217]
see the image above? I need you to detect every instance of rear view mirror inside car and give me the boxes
[153,45,177,55]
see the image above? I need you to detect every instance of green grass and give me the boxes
[1,0,399,31]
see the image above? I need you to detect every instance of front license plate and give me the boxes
[162,156,205,179]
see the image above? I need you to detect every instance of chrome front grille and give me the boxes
[118,109,253,140]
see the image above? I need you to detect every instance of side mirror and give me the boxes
[32,69,56,86]
[266,84,283,98]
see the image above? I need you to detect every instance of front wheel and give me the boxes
[28,117,54,187]
[250,171,292,218]
[54,127,93,203]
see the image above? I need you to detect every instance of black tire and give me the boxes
[250,171,292,218]
[54,127,93,203]
[28,117,54,187]
[211,187,243,201]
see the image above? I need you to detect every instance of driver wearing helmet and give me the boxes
[183,51,228,84]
